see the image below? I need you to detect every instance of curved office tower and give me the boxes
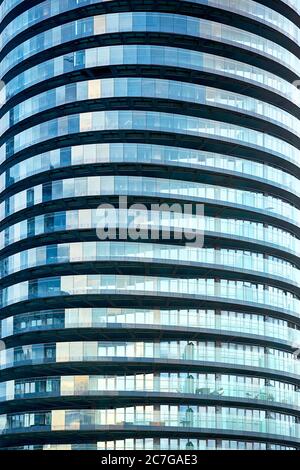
[0,0,300,451]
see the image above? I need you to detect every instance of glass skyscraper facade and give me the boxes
[0,0,300,451]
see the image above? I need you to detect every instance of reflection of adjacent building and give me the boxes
[0,0,300,451]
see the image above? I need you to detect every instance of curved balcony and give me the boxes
[1,340,300,382]
[1,373,299,414]
[2,78,299,149]
[1,406,300,447]
[2,13,299,80]
[1,308,299,350]
[1,439,296,450]
[2,209,298,266]
[3,45,300,116]
[1,0,299,53]
[1,144,299,202]
[1,274,299,320]
[2,111,299,181]
[1,242,299,299]
[2,176,299,235]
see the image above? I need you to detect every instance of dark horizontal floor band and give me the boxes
[1,259,298,298]
[1,356,299,386]
[1,193,298,240]
[2,129,299,189]
[2,32,297,92]
[2,161,299,210]
[0,293,297,331]
[1,228,298,270]
[1,0,299,61]
[2,97,299,155]
[3,65,299,124]
[1,391,299,416]
[2,323,298,351]
[1,424,299,449]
